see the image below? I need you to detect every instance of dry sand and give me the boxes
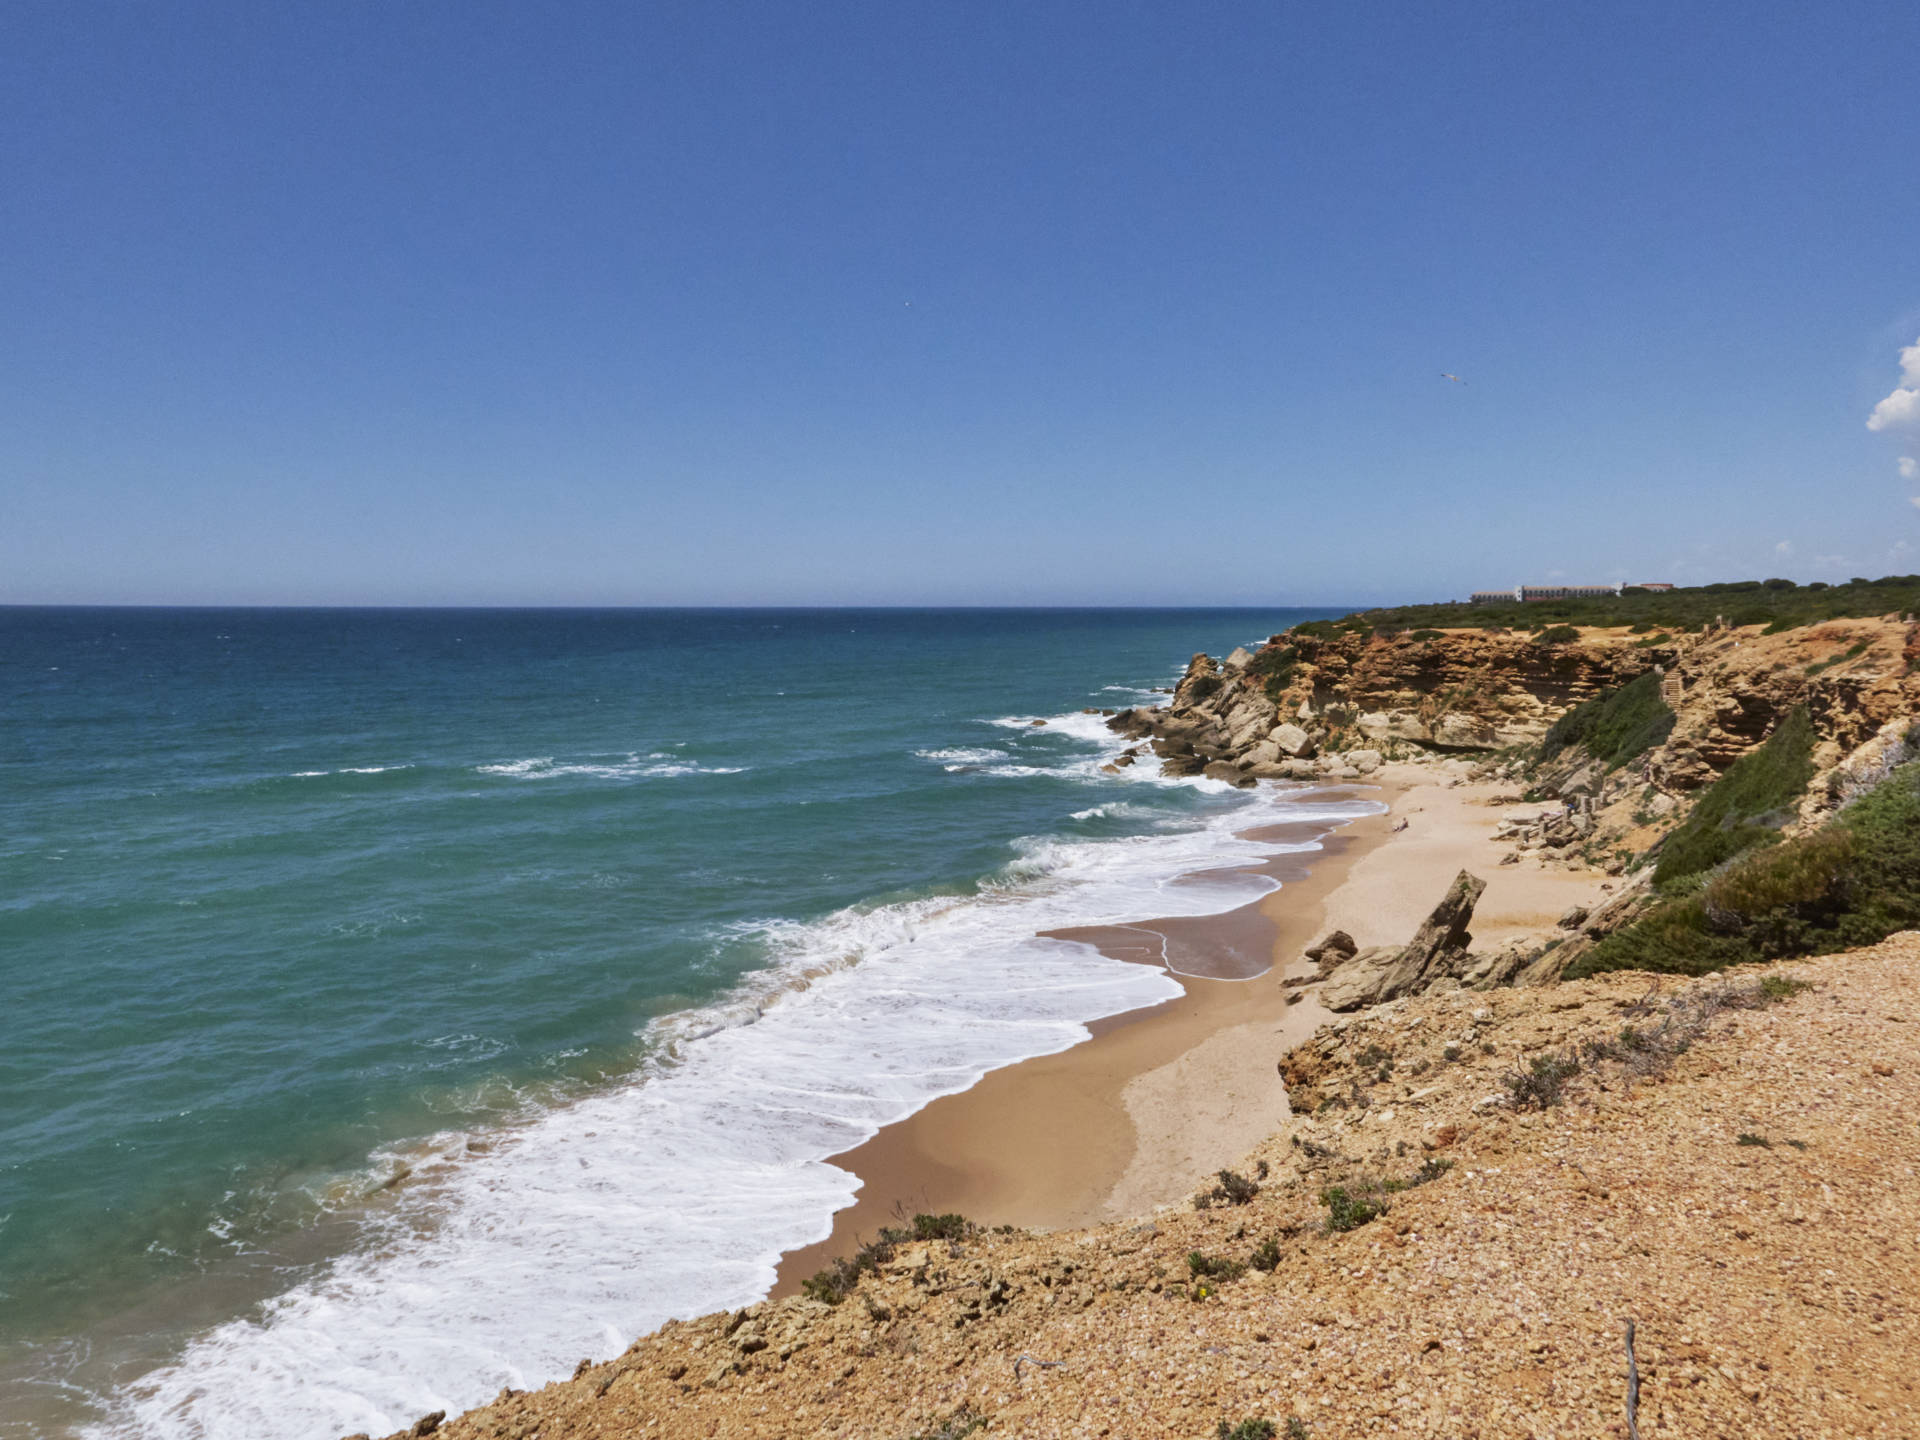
[773,765,1613,1296]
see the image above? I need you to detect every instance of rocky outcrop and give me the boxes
[1111,616,1920,800]
[1106,630,1654,785]
[1301,930,1355,970]
[1318,871,1485,1011]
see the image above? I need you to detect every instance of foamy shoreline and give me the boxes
[74,707,1376,1440]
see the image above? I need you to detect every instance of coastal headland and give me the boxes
[371,589,1920,1439]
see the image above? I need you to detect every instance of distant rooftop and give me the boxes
[1464,583,1673,603]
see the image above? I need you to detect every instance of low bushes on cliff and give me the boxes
[1568,758,1920,978]
[1244,643,1299,701]
[1345,572,1920,634]
[1653,706,1816,886]
[1537,671,1676,769]
[802,1213,978,1305]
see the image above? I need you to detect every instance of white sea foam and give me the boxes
[1067,801,1157,822]
[476,755,746,781]
[288,766,412,778]
[912,747,1007,766]
[91,719,1380,1440]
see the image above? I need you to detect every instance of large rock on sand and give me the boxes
[1203,759,1256,788]
[1319,870,1487,1011]
[1303,929,1357,970]
[1319,947,1408,1011]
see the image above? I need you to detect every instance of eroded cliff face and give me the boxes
[1650,618,1917,789]
[1108,615,1920,798]
[1278,627,1660,751]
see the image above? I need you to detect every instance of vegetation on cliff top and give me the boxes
[1297,573,1920,637]
[1569,755,1920,979]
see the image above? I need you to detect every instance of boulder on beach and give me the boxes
[1271,722,1315,758]
[1202,759,1255,788]
[1319,870,1486,1011]
[1303,929,1357,969]
[1318,946,1407,1011]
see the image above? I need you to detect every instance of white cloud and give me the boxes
[1910,496,1920,510]
[1774,540,1793,556]
[1901,456,1919,480]
[1869,336,1920,433]
[1872,388,1920,431]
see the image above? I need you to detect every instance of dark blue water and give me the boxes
[0,606,1350,1439]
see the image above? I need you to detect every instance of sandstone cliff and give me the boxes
[1109,615,1919,796]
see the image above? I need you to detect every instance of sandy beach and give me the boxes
[773,763,1612,1295]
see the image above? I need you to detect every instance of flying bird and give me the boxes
[1441,372,1467,385]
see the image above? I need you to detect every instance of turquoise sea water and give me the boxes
[1,606,1360,1438]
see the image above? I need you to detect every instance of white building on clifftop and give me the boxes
[1469,583,1625,603]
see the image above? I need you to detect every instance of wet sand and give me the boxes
[771,790,1394,1296]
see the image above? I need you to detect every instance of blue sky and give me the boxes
[5,1,1918,606]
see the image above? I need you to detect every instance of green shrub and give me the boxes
[1571,759,1920,978]
[1410,628,1442,641]
[1758,972,1813,1003]
[1320,1187,1382,1231]
[1503,1051,1581,1109]
[1216,1422,1278,1440]
[1537,624,1580,645]
[801,1213,977,1305]
[1653,706,1815,886]
[1538,672,1675,768]
[1250,1237,1282,1272]
[1700,827,1854,945]
[1194,1167,1262,1208]
[1288,619,1343,640]
[1805,638,1871,676]
[1246,644,1299,701]
[1188,1251,1248,1281]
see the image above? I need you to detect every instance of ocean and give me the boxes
[0,606,1367,1439]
